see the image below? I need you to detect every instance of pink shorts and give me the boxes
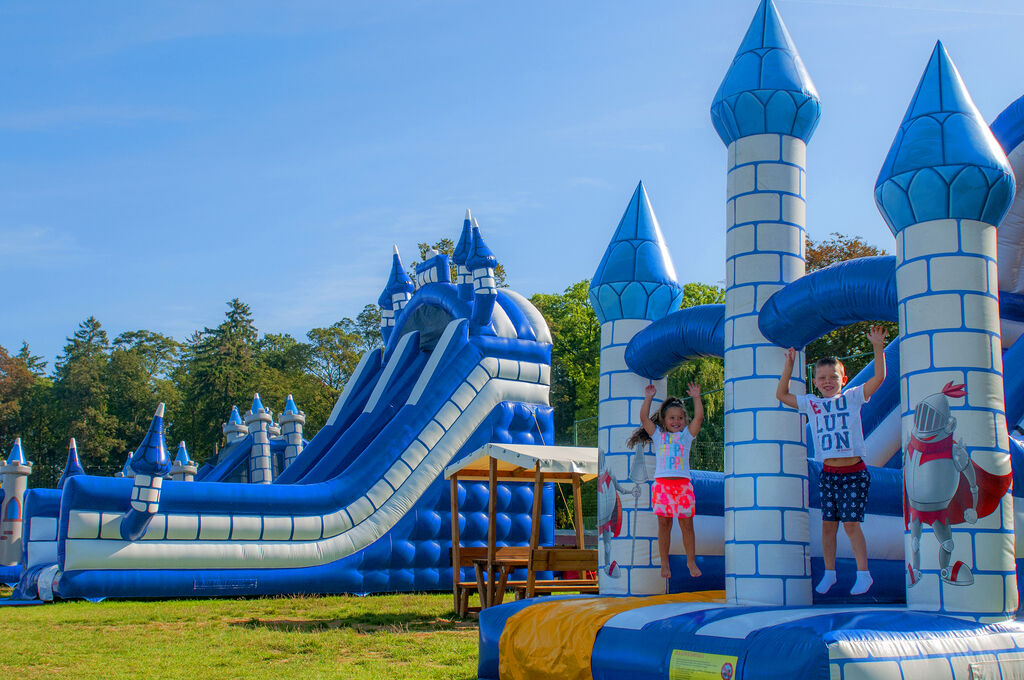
[652,477,695,518]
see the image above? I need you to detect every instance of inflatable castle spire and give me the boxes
[468,220,499,327]
[453,210,475,301]
[590,181,684,595]
[57,438,84,489]
[710,0,820,606]
[245,393,274,484]
[120,404,171,541]
[279,394,305,470]
[169,441,197,482]
[379,246,415,343]
[0,438,31,566]
[875,42,1016,619]
[222,406,246,445]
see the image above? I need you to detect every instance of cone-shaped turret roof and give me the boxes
[387,246,415,294]
[129,404,171,477]
[250,393,265,414]
[6,438,26,465]
[467,220,497,271]
[875,42,1015,234]
[120,452,134,477]
[589,182,683,324]
[228,405,243,426]
[283,394,299,414]
[57,437,85,487]
[173,441,192,466]
[710,0,820,146]
[453,209,474,267]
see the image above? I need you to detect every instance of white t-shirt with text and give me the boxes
[795,385,869,464]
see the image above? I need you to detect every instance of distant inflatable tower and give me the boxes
[245,393,274,484]
[222,406,247,445]
[169,441,197,482]
[453,210,475,301]
[120,404,171,541]
[279,394,306,470]
[875,43,1017,619]
[0,438,31,566]
[468,220,498,327]
[379,246,415,342]
[590,181,683,595]
[710,0,820,606]
[116,452,135,478]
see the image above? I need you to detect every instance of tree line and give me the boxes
[0,233,890,489]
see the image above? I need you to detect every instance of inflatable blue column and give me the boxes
[169,442,197,482]
[245,393,273,484]
[0,438,31,565]
[279,394,305,470]
[120,404,171,541]
[57,437,84,489]
[453,210,475,301]
[590,182,683,595]
[115,452,134,478]
[468,221,498,327]
[875,42,1017,619]
[710,0,820,606]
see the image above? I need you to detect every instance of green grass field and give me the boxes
[0,590,479,680]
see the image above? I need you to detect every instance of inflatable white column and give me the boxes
[279,394,306,470]
[875,42,1017,620]
[590,181,683,595]
[245,393,274,484]
[169,442,197,482]
[0,438,31,566]
[710,0,820,606]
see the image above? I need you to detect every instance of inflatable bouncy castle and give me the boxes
[479,2,1024,678]
[10,212,557,602]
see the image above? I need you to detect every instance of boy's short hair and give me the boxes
[815,356,845,373]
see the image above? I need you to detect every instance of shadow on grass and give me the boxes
[231,611,478,634]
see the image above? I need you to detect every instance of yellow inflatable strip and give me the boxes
[498,590,726,680]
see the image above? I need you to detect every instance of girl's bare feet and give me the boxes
[661,565,671,579]
[688,561,702,578]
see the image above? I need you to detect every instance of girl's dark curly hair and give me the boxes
[625,397,688,449]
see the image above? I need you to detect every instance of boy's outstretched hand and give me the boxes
[783,347,797,365]
[644,384,657,399]
[687,382,701,398]
[867,325,886,347]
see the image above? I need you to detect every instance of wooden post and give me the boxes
[527,463,543,598]
[450,475,461,614]
[572,472,584,550]
[487,456,497,607]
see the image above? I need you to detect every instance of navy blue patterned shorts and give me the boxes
[820,468,870,523]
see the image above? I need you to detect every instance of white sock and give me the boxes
[851,571,873,595]
[815,570,837,594]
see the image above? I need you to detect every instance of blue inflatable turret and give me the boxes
[222,405,247,445]
[245,393,274,484]
[279,394,306,470]
[115,451,134,478]
[468,218,498,327]
[57,437,85,489]
[709,0,820,146]
[0,438,31,566]
[453,209,475,300]
[416,248,452,287]
[169,441,197,482]
[6,438,26,466]
[379,246,415,343]
[120,404,171,541]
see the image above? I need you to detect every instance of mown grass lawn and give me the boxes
[0,589,479,680]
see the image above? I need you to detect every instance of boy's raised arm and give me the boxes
[640,384,657,435]
[688,382,704,436]
[776,348,800,408]
[863,325,887,399]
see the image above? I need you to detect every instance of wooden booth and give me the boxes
[444,443,599,617]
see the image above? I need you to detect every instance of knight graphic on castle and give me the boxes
[597,449,644,578]
[904,382,1011,587]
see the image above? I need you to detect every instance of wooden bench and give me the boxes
[521,548,599,599]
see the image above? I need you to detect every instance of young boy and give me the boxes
[776,325,887,596]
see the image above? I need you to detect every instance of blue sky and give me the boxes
[1,0,1022,366]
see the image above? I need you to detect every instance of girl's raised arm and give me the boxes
[640,384,657,435]
[688,382,704,436]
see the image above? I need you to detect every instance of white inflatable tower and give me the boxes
[245,393,274,484]
[590,182,683,595]
[0,438,31,566]
[710,0,820,606]
[169,441,198,482]
[279,394,305,470]
[222,406,247,445]
[875,43,1017,619]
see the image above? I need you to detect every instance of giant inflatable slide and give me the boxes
[13,212,555,601]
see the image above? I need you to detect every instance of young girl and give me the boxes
[629,383,704,579]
